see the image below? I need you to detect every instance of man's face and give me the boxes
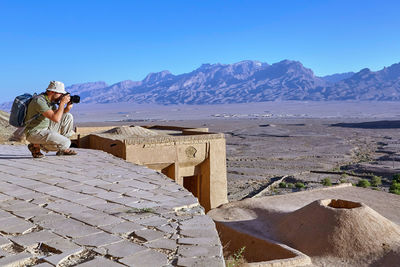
[53,92,63,103]
[48,91,63,103]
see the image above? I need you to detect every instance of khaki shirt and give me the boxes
[25,94,56,136]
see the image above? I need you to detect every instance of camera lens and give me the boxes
[70,95,80,104]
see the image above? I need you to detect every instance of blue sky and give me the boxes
[1,0,399,101]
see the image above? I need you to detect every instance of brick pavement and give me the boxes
[0,145,224,266]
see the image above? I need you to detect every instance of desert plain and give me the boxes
[70,101,400,201]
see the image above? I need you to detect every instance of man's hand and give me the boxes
[60,94,71,106]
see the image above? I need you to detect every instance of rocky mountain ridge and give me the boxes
[67,60,400,104]
[2,60,400,108]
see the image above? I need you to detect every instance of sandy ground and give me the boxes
[0,110,15,143]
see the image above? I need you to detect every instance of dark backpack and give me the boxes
[9,93,39,127]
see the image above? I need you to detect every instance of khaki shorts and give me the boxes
[26,113,74,152]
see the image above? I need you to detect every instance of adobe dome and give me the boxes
[275,199,400,260]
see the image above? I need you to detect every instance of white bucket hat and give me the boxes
[46,81,67,94]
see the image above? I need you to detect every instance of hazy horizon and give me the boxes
[65,101,400,123]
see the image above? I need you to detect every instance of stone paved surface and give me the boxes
[0,145,224,266]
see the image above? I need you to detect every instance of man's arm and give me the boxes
[42,95,70,123]
[64,103,73,113]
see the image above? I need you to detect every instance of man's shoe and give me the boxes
[56,149,77,156]
[28,144,45,158]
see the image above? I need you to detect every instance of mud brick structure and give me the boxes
[73,125,228,211]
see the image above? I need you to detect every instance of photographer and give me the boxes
[25,81,77,158]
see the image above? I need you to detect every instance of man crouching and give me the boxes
[25,81,77,158]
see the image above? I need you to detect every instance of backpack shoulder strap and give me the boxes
[24,113,41,126]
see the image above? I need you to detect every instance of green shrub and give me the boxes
[389,182,400,195]
[295,182,305,189]
[391,182,400,190]
[339,178,348,184]
[371,175,382,187]
[226,246,246,267]
[357,179,371,188]
[279,182,287,188]
[287,183,294,189]
[393,174,400,183]
[390,189,400,195]
[322,178,332,186]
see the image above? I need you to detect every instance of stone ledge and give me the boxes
[93,132,225,145]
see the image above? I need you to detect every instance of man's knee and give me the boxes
[62,113,73,124]
[60,113,74,138]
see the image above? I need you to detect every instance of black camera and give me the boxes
[64,93,80,104]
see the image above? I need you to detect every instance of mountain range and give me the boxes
[2,60,400,109]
